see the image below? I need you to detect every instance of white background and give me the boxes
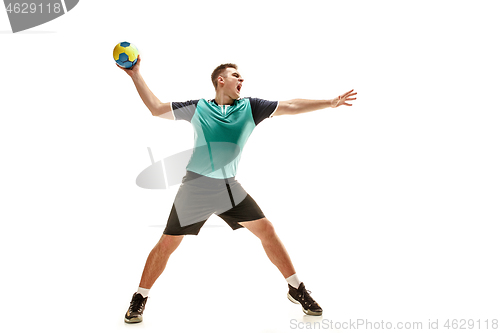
[1,1,499,332]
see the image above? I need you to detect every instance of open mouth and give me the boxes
[237,84,242,93]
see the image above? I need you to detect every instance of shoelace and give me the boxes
[299,288,318,307]
[129,296,145,312]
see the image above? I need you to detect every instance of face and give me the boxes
[219,67,244,99]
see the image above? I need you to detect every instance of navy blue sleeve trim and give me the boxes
[249,97,279,126]
[171,100,199,122]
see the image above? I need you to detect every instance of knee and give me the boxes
[260,219,277,241]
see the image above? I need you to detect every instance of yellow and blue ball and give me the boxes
[113,42,139,68]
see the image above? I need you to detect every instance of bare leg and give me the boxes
[139,234,184,289]
[239,218,296,279]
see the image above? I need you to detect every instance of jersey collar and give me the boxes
[210,98,241,106]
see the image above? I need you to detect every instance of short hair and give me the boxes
[211,63,238,89]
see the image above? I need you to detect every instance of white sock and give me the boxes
[286,273,301,289]
[137,287,150,298]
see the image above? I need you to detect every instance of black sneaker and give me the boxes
[124,292,148,323]
[287,282,322,316]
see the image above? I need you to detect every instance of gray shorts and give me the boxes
[163,171,265,235]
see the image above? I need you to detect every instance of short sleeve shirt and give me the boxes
[171,97,278,179]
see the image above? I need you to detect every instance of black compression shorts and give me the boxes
[163,171,265,236]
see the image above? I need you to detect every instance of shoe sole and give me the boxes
[287,293,322,316]
[124,316,143,324]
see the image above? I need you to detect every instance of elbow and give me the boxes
[150,108,159,117]
[149,104,162,117]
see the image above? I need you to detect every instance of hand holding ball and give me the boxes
[113,42,139,69]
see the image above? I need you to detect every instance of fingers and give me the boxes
[334,89,357,107]
[340,90,357,106]
[116,54,140,71]
[116,63,135,77]
[344,92,357,99]
[341,89,355,98]
[343,90,356,95]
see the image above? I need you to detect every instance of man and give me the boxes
[118,56,357,323]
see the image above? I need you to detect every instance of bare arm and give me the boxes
[273,89,357,116]
[118,55,173,119]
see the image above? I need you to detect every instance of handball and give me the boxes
[113,42,139,69]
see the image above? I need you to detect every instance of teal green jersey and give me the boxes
[172,98,278,179]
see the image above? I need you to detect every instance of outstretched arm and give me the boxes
[273,89,357,116]
[117,55,173,119]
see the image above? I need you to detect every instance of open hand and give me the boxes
[331,89,357,108]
